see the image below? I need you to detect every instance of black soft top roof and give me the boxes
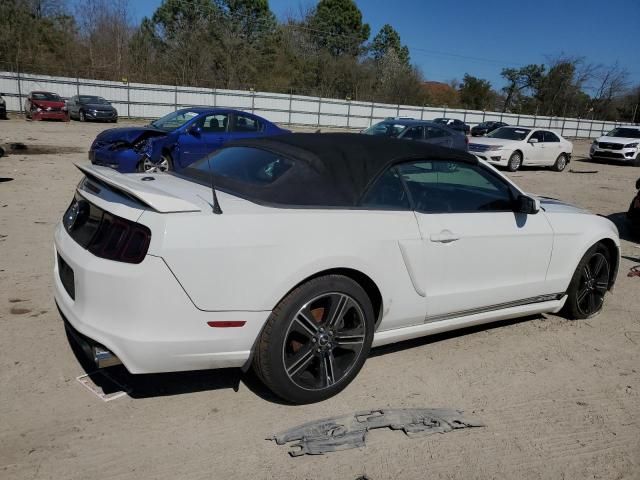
[205,133,478,207]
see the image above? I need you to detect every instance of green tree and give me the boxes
[308,0,370,57]
[501,64,545,113]
[370,24,409,66]
[459,74,495,110]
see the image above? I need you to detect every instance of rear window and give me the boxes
[185,147,292,185]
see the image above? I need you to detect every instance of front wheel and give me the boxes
[553,153,568,172]
[562,244,611,319]
[253,275,374,404]
[138,153,173,173]
[507,151,522,172]
[79,110,86,122]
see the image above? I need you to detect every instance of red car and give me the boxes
[25,91,69,121]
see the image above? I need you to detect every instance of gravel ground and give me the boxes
[1,117,639,480]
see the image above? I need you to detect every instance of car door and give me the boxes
[396,159,554,320]
[424,126,453,148]
[525,130,545,164]
[177,112,230,168]
[542,131,562,165]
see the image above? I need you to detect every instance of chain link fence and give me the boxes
[1,70,637,138]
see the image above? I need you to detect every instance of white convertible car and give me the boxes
[54,134,619,403]
[469,126,573,172]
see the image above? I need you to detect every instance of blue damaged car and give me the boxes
[88,108,289,173]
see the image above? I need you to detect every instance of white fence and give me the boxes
[1,70,636,138]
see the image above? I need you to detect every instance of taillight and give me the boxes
[87,212,151,264]
[63,195,151,264]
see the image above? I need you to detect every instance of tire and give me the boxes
[553,153,568,172]
[633,154,640,167]
[138,153,173,173]
[507,151,522,172]
[562,243,611,320]
[253,275,375,404]
[79,110,86,122]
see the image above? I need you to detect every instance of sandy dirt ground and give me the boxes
[1,117,639,480]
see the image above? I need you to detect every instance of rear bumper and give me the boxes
[54,223,270,373]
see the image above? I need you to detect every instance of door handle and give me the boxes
[430,230,460,243]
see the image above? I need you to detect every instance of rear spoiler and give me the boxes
[75,163,201,213]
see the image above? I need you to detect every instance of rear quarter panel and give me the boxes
[141,206,427,330]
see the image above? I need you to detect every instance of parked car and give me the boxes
[627,177,640,236]
[55,133,620,404]
[471,121,508,136]
[68,95,118,123]
[24,91,69,121]
[468,126,573,172]
[89,108,289,173]
[590,126,640,166]
[0,93,7,119]
[433,117,470,135]
[362,119,468,151]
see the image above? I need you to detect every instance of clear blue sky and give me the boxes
[128,0,640,91]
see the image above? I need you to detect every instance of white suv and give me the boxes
[590,126,640,166]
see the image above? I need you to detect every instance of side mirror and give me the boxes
[189,125,202,136]
[515,194,540,214]
[528,137,538,144]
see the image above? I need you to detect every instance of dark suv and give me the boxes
[433,117,470,135]
[362,118,468,151]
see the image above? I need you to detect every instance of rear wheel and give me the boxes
[253,275,374,404]
[507,151,522,172]
[553,153,567,172]
[562,244,611,319]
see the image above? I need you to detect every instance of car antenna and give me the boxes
[206,155,222,214]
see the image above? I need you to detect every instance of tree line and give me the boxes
[1,0,638,122]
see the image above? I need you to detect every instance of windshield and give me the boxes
[32,92,61,101]
[362,121,409,137]
[487,127,530,141]
[149,110,199,131]
[80,95,109,105]
[605,128,640,139]
[476,122,492,128]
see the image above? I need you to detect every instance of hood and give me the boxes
[31,99,65,108]
[535,195,589,214]
[95,127,166,144]
[83,103,116,112]
[468,137,519,146]
[596,135,640,145]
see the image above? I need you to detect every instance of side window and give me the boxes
[543,131,560,142]
[530,131,544,142]
[425,126,449,139]
[200,114,228,132]
[403,126,423,140]
[396,160,514,213]
[234,114,261,132]
[361,167,410,210]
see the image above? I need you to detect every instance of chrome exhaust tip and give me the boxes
[93,345,122,369]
